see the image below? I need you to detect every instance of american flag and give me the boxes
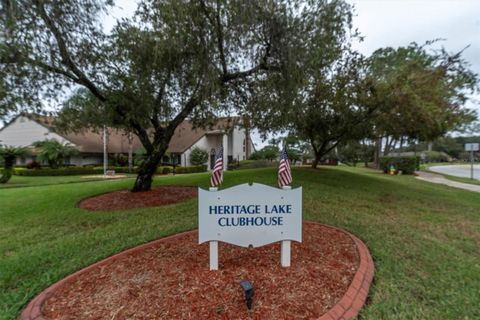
[210,146,224,187]
[278,147,292,187]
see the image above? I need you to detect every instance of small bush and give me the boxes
[228,162,240,170]
[0,168,13,183]
[424,151,451,163]
[379,156,419,174]
[175,165,207,174]
[189,147,209,166]
[155,166,173,174]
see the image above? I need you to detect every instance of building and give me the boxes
[0,114,253,170]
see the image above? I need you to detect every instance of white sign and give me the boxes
[198,183,302,247]
[465,143,479,152]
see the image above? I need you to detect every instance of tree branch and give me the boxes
[33,0,106,102]
[165,80,202,137]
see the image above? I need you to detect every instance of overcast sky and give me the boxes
[104,0,480,147]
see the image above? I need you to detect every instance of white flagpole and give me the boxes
[103,126,108,176]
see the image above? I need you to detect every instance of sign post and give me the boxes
[208,187,219,270]
[199,183,302,270]
[465,143,479,180]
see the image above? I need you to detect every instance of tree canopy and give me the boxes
[367,42,478,155]
[1,0,306,190]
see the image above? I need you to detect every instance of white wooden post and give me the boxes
[209,187,219,270]
[281,240,291,267]
[281,185,292,267]
[209,240,218,271]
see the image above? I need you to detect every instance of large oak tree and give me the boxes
[1,0,302,191]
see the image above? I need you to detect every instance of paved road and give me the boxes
[429,164,480,180]
[416,171,480,193]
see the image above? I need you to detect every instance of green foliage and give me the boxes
[0,145,29,183]
[155,166,173,174]
[0,145,29,168]
[189,147,208,166]
[334,140,375,166]
[368,42,478,145]
[248,151,264,160]
[13,167,134,176]
[380,157,419,174]
[423,151,451,163]
[110,154,128,167]
[0,168,12,183]
[249,143,279,161]
[262,146,279,161]
[174,165,207,174]
[32,140,78,168]
[2,0,302,191]
[237,160,279,170]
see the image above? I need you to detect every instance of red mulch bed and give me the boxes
[42,223,359,319]
[78,186,198,211]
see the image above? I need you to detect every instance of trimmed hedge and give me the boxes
[13,167,135,176]
[379,156,419,174]
[155,166,173,174]
[174,165,207,174]
[12,164,207,176]
[423,151,451,163]
[236,160,279,170]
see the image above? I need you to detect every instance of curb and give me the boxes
[21,222,374,320]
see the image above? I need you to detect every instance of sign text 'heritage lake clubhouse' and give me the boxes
[199,183,302,270]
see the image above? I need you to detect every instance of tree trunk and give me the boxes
[131,148,164,192]
[374,137,382,168]
[4,155,15,170]
[0,155,15,184]
[311,154,320,168]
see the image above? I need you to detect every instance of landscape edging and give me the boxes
[21,221,374,320]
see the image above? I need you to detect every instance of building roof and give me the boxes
[27,114,241,154]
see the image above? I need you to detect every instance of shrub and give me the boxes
[26,161,41,169]
[189,147,209,166]
[13,166,136,176]
[249,151,264,160]
[228,162,240,170]
[236,160,278,170]
[423,151,451,163]
[175,165,207,174]
[162,167,172,174]
[111,153,129,167]
[155,166,173,174]
[379,156,419,174]
[0,168,13,183]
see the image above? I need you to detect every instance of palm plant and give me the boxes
[33,139,78,168]
[0,145,29,183]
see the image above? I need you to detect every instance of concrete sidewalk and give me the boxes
[415,171,480,193]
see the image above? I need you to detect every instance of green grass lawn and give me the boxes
[1,167,479,319]
[0,174,136,189]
